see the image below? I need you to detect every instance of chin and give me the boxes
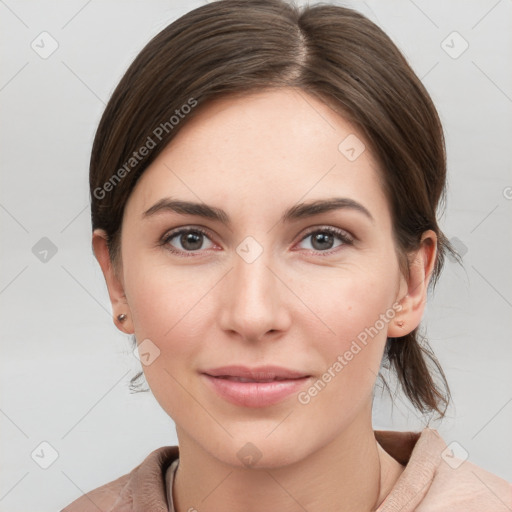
[203,432,311,471]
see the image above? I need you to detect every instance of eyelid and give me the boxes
[299,225,354,243]
[162,225,214,241]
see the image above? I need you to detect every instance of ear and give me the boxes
[388,230,437,338]
[92,229,134,334]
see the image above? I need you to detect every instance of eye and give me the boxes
[160,225,353,257]
[161,227,215,256]
[296,226,353,254]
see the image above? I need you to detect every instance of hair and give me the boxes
[90,0,459,418]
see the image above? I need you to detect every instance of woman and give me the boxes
[62,0,511,510]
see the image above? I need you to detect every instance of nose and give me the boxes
[218,244,291,342]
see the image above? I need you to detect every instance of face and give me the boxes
[98,88,428,469]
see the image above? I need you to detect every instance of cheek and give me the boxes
[123,262,215,406]
[125,253,210,337]
[308,261,398,341]
[305,263,399,387]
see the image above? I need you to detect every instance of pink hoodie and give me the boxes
[60,428,512,511]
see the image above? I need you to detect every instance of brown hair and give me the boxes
[90,0,457,418]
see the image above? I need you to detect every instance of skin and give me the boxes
[93,87,437,512]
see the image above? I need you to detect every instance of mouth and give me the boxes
[202,365,311,381]
[211,376,304,383]
[200,365,312,407]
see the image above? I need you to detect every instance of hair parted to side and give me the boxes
[90,0,458,418]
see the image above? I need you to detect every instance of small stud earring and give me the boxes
[117,313,127,322]
[396,320,404,328]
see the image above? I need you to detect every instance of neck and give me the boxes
[172,412,404,512]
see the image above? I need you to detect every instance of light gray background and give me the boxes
[1,0,511,510]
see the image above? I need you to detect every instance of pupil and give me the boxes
[182,232,202,250]
[312,232,333,250]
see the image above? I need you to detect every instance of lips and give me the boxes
[201,365,312,407]
[217,376,293,383]
[202,365,310,381]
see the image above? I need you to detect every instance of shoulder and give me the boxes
[61,472,131,512]
[60,446,179,512]
[376,428,511,512]
[419,455,512,511]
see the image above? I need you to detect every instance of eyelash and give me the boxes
[160,226,354,258]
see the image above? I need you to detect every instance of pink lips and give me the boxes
[201,365,311,408]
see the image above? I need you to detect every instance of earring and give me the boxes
[396,320,404,328]
[117,313,127,322]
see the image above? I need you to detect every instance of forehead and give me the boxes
[163,88,374,166]
[125,88,388,224]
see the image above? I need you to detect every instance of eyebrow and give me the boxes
[142,196,374,225]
